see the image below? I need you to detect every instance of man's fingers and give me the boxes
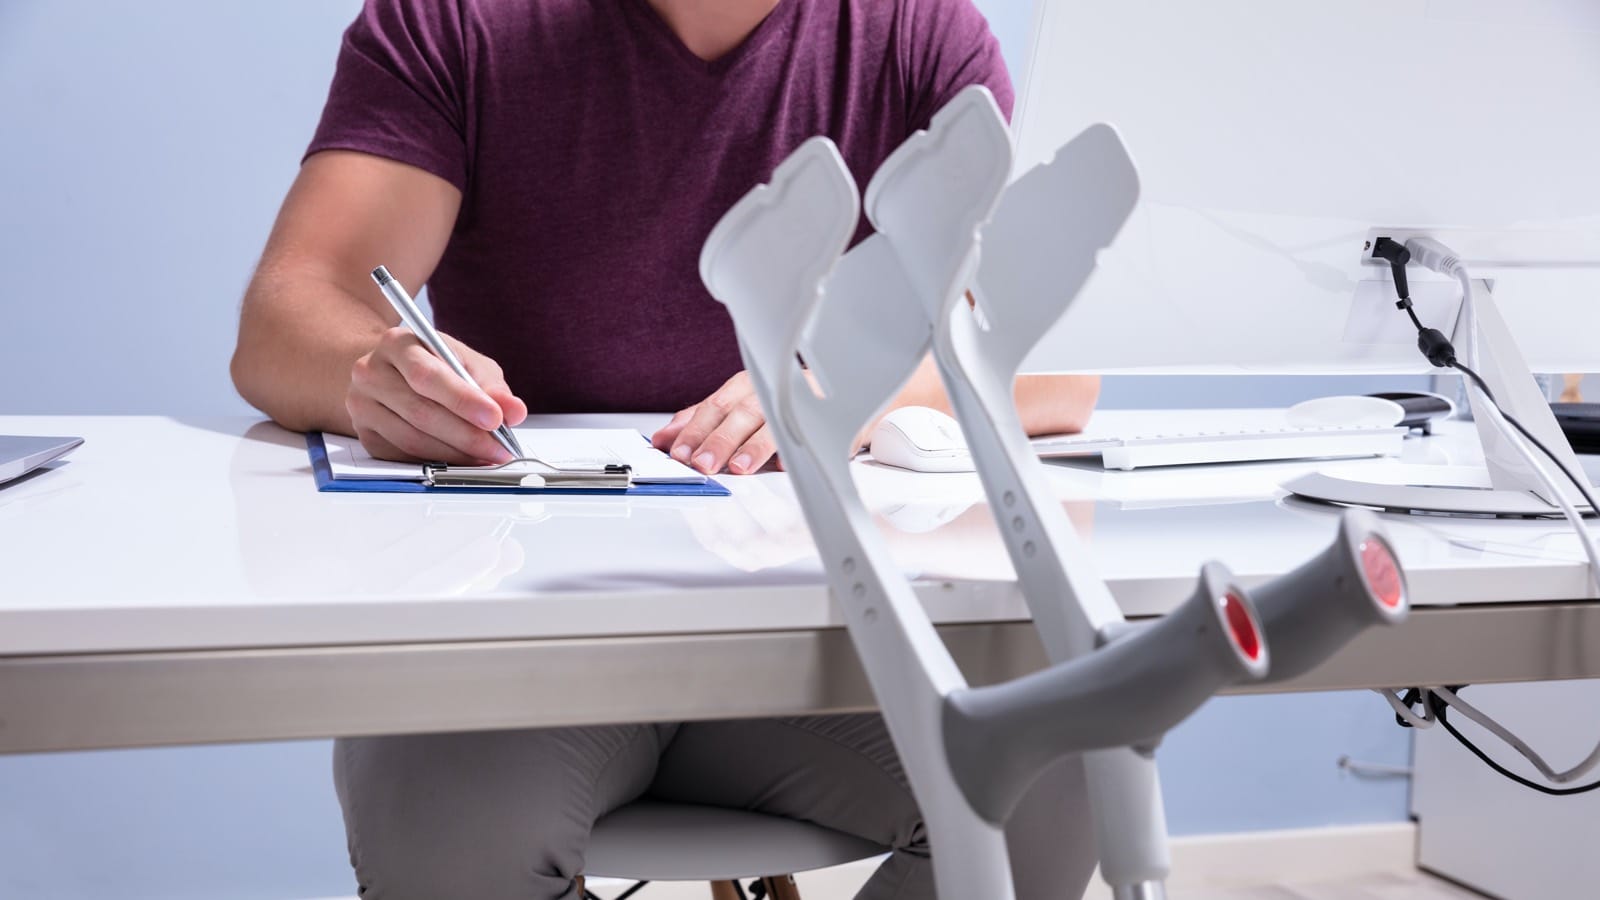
[353,400,492,465]
[671,399,734,466]
[728,424,778,475]
[352,357,511,463]
[689,401,766,474]
[390,339,503,431]
[457,343,529,427]
[651,407,694,451]
[497,392,529,427]
[354,426,411,464]
[477,381,528,428]
[389,391,512,463]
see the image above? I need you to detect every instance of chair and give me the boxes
[579,800,887,900]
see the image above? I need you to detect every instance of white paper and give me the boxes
[322,429,707,484]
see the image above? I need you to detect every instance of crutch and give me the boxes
[701,135,1312,899]
[862,86,1412,898]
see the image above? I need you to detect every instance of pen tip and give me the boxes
[371,266,394,286]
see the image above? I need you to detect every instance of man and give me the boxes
[233,1,1101,897]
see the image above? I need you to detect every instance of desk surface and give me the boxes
[3,412,1596,656]
[4,413,1598,753]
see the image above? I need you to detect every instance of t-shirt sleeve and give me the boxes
[899,0,1016,132]
[305,0,470,192]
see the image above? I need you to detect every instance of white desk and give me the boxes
[3,413,1598,754]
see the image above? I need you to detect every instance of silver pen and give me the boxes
[370,266,525,461]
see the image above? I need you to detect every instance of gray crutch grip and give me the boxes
[942,562,1269,824]
[1252,509,1409,684]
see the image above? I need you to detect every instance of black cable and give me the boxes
[1374,243,1600,794]
[1422,364,1600,788]
[1425,690,1600,796]
[1391,687,1428,729]
[1451,361,1600,517]
[1402,303,1424,333]
[1371,238,1416,327]
[1370,235,1598,516]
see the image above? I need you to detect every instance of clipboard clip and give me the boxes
[422,457,634,491]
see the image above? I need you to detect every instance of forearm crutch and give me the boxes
[701,138,1344,899]
[863,86,1412,898]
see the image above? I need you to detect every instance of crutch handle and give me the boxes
[1250,508,1409,684]
[943,562,1269,824]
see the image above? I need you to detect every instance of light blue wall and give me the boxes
[1,0,360,416]
[1,2,1410,898]
[1,743,352,900]
[1161,692,1408,836]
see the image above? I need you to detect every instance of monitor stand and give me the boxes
[1285,278,1595,517]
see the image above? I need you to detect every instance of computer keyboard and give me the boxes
[1031,424,1407,471]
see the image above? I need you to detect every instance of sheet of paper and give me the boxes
[322,429,706,484]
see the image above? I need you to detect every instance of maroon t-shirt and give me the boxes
[309,0,1013,413]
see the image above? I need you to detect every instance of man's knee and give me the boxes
[334,727,660,900]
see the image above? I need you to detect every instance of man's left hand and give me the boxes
[651,372,779,475]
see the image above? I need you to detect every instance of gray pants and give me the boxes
[334,715,1096,899]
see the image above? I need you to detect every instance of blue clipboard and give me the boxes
[307,433,730,497]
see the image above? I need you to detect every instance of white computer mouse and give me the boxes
[1286,395,1407,429]
[869,406,976,473]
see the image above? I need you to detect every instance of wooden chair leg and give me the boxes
[761,874,803,900]
[711,880,744,900]
[575,876,585,897]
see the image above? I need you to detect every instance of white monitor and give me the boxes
[1009,0,1600,377]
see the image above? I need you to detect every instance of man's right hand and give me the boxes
[346,326,528,465]
[233,152,484,449]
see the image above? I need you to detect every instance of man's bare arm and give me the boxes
[232,152,525,463]
[882,356,1101,439]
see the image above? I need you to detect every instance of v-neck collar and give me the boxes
[626,0,800,78]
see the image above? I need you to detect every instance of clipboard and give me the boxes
[307,433,731,497]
